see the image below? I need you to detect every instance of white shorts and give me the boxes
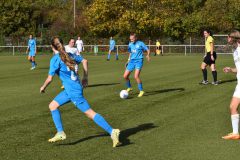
[77,47,83,52]
[233,84,240,98]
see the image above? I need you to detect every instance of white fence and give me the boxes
[0,44,232,56]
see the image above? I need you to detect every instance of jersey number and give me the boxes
[67,65,78,81]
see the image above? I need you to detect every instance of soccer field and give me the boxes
[0,54,239,160]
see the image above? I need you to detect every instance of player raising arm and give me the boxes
[123,33,150,97]
[40,37,120,147]
[222,30,240,140]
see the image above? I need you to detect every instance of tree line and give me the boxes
[0,0,240,44]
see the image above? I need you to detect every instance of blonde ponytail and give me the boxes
[51,37,76,71]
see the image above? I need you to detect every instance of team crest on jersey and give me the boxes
[132,49,137,53]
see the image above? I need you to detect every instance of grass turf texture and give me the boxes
[0,54,239,160]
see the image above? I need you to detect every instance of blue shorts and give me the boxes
[109,47,116,52]
[126,59,143,72]
[28,50,35,57]
[54,90,90,112]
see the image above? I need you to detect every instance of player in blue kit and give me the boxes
[40,37,120,147]
[26,34,37,70]
[107,37,118,61]
[123,33,150,97]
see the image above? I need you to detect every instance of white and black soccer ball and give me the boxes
[120,90,129,99]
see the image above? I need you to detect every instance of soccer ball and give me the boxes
[120,90,129,99]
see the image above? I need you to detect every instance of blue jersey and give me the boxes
[48,53,84,98]
[28,39,36,52]
[109,39,115,50]
[128,41,148,60]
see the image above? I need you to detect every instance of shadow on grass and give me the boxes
[58,123,157,147]
[88,82,120,88]
[58,133,109,146]
[119,123,157,147]
[37,67,49,70]
[144,88,185,96]
[219,79,237,84]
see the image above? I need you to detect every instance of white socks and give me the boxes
[231,114,239,134]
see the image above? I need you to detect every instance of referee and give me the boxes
[200,29,218,85]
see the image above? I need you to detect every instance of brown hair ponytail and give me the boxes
[51,37,76,71]
[228,30,240,49]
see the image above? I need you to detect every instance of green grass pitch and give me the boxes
[0,54,239,160]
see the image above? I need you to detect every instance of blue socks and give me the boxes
[51,109,63,132]
[51,110,113,135]
[31,61,35,67]
[138,83,143,91]
[126,80,132,88]
[108,53,118,60]
[107,54,110,60]
[93,113,113,135]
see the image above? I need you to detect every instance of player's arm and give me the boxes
[35,40,37,54]
[125,52,131,68]
[210,38,214,60]
[146,49,150,61]
[142,42,150,61]
[41,48,59,93]
[81,59,88,88]
[127,45,131,61]
[26,42,29,54]
[223,67,237,73]
[40,75,53,93]
[210,42,214,55]
[128,53,131,61]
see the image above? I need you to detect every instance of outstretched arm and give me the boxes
[26,46,29,54]
[40,75,53,93]
[146,49,150,61]
[223,67,237,73]
[81,59,88,88]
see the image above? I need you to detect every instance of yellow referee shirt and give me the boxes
[205,36,214,52]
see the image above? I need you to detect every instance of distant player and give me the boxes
[199,29,218,85]
[222,30,240,140]
[107,37,118,61]
[40,37,120,147]
[65,38,80,55]
[123,33,150,97]
[155,40,162,56]
[26,34,37,70]
[75,36,84,54]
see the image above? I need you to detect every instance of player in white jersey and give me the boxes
[62,38,80,89]
[65,38,80,55]
[222,30,240,140]
[76,36,84,54]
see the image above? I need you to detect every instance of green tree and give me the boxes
[85,0,162,38]
[0,0,41,36]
